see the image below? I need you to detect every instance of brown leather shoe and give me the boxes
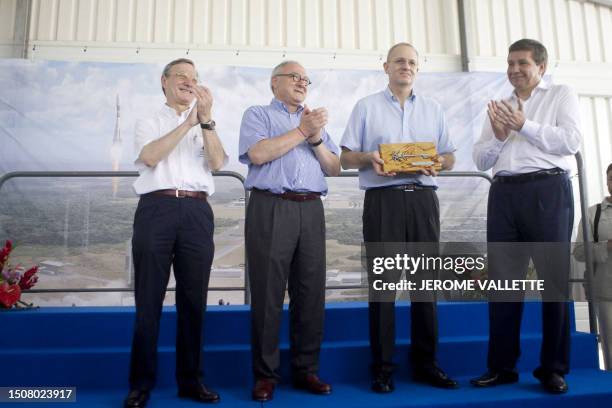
[252,379,275,402]
[293,374,332,395]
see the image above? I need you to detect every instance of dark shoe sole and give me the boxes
[177,392,220,403]
[470,377,519,387]
[413,376,459,389]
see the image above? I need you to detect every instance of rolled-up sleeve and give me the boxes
[436,105,456,154]
[239,107,268,165]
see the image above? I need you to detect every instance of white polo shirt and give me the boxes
[473,81,582,175]
[133,103,226,195]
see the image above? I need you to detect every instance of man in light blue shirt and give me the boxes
[340,42,457,393]
[239,60,340,402]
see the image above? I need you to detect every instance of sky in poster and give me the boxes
[0,59,513,175]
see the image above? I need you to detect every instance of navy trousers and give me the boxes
[486,173,573,375]
[129,194,215,390]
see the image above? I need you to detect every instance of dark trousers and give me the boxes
[363,188,440,373]
[246,190,326,381]
[486,173,573,375]
[129,194,215,390]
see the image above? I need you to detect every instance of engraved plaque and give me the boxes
[378,142,442,173]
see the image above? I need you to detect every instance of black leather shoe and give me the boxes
[124,390,149,408]
[177,383,220,403]
[413,365,458,389]
[470,370,519,387]
[533,368,568,394]
[293,374,332,395]
[371,372,394,393]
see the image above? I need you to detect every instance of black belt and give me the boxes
[146,189,208,201]
[253,188,321,202]
[494,168,567,184]
[371,184,436,192]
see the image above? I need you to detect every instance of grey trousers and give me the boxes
[246,190,326,381]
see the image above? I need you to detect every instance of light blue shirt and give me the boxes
[239,98,340,194]
[340,87,455,190]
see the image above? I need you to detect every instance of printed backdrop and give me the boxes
[0,59,515,175]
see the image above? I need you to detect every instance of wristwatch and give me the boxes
[309,138,324,147]
[200,119,216,130]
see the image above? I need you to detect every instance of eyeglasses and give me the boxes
[274,73,312,86]
[170,72,199,85]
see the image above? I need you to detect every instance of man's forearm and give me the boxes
[247,128,306,165]
[340,149,372,170]
[139,121,192,167]
[312,144,341,176]
[202,129,226,171]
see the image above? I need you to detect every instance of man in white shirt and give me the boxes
[471,39,581,394]
[125,58,227,408]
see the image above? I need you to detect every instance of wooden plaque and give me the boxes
[378,142,442,173]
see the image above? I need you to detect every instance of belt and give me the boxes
[494,168,567,184]
[253,188,321,202]
[371,184,436,192]
[147,189,208,201]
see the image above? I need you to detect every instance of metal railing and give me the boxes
[0,154,597,334]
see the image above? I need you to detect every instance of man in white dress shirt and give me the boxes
[125,58,227,408]
[470,39,582,394]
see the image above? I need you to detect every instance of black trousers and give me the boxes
[363,188,440,373]
[129,194,215,390]
[246,190,326,381]
[486,173,573,375]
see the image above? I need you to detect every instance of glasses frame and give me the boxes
[274,73,312,86]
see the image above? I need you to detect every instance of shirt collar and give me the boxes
[271,98,304,114]
[384,86,416,103]
[161,100,195,119]
[512,79,549,100]
[602,197,612,209]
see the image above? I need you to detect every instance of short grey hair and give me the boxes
[270,60,303,92]
[161,58,197,94]
[162,58,196,77]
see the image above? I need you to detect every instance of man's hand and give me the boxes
[186,103,200,127]
[417,155,444,177]
[487,101,511,142]
[494,98,526,132]
[192,85,214,123]
[370,151,396,177]
[299,105,328,138]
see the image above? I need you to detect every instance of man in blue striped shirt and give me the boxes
[239,60,340,402]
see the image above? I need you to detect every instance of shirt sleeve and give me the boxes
[472,111,508,171]
[133,118,159,169]
[435,104,456,154]
[238,106,268,165]
[518,85,582,156]
[340,100,365,152]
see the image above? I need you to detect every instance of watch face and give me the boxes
[201,120,215,129]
